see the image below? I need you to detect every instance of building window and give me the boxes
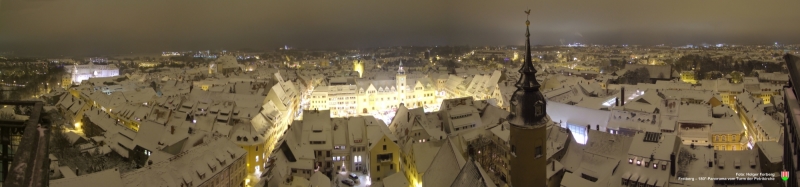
[511,145,516,155]
[377,166,380,171]
[535,146,542,158]
[383,145,387,150]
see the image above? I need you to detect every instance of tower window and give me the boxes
[535,146,542,158]
[535,101,543,116]
[511,145,516,155]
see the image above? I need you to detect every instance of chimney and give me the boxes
[596,125,599,131]
[670,153,676,176]
[586,124,590,133]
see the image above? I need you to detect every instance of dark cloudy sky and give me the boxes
[1,0,799,56]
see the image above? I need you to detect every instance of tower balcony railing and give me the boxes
[0,101,50,187]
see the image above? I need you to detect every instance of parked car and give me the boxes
[341,179,355,186]
[348,173,358,180]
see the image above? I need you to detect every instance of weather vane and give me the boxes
[524,9,531,26]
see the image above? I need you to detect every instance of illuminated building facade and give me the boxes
[67,64,120,85]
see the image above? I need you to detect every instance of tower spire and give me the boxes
[398,60,405,74]
[515,9,540,91]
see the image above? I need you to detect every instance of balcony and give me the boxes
[0,101,50,187]
[377,153,393,163]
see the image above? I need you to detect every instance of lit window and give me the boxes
[256,156,259,162]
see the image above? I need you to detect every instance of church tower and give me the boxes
[396,60,407,104]
[508,10,550,187]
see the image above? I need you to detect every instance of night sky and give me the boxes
[1,0,799,56]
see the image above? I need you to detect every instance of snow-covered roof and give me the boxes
[412,140,444,174]
[711,117,743,134]
[308,171,331,187]
[628,132,679,161]
[623,102,658,113]
[59,166,76,179]
[548,101,610,130]
[758,72,789,82]
[560,172,597,187]
[449,158,497,187]
[106,133,130,158]
[133,120,167,151]
[332,118,348,145]
[121,137,246,187]
[480,105,509,127]
[445,105,482,130]
[676,145,715,186]
[714,149,760,179]
[756,141,783,164]
[422,138,463,187]
[347,117,366,146]
[753,113,783,140]
[65,131,86,145]
[382,172,410,187]
[229,122,267,146]
[301,110,332,150]
[50,168,124,187]
[489,123,510,143]
[711,105,735,117]
[607,110,661,132]
[547,126,570,159]
[677,104,713,124]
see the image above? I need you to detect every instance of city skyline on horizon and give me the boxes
[2,0,800,56]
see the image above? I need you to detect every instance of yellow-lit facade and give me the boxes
[756,88,782,104]
[400,143,422,187]
[369,135,401,183]
[309,72,437,117]
[353,60,364,78]
[239,143,268,178]
[712,132,747,150]
[138,62,159,68]
[681,71,697,84]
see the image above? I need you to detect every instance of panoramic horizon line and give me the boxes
[4,42,796,58]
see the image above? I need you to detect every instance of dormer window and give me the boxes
[534,101,544,116]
